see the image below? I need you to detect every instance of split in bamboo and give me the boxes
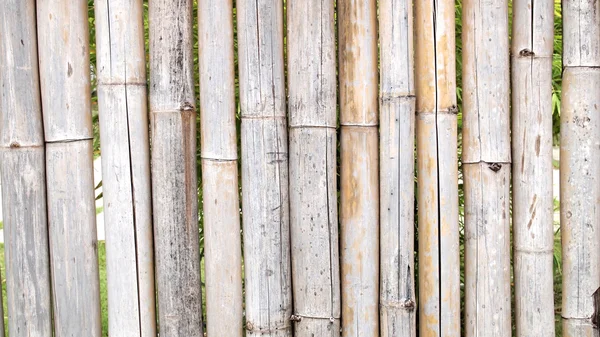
[414,0,461,334]
[462,0,512,335]
[287,0,341,336]
[199,0,243,336]
[0,1,52,336]
[511,0,555,335]
[94,0,156,336]
[378,0,417,335]
[237,0,293,336]
[149,1,203,335]
[36,1,102,336]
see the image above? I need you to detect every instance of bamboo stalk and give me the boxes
[461,0,512,335]
[511,0,555,335]
[148,1,203,336]
[94,0,156,336]
[561,1,600,333]
[237,0,293,336]
[338,0,379,336]
[414,0,460,335]
[0,1,52,336]
[287,0,340,336]
[378,0,416,335]
[198,1,243,336]
[36,1,102,336]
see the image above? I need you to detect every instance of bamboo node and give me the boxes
[9,142,20,148]
[519,49,535,57]
[180,102,195,112]
[449,105,459,114]
[289,313,339,323]
[488,163,502,172]
[380,299,416,311]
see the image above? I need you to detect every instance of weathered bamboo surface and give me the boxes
[338,0,379,336]
[0,3,52,336]
[94,0,156,336]
[237,0,293,336]
[414,0,460,335]
[511,0,555,335]
[287,0,341,336]
[378,0,416,335]
[199,1,243,336]
[149,0,203,336]
[36,1,102,336]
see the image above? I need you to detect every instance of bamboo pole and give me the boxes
[36,1,102,336]
[338,0,379,336]
[378,0,416,335]
[198,1,243,336]
[287,0,340,336]
[561,0,600,334]
[148,1,203,336]
[0,1,52,336]
[237,0,293,336]
[462,0,512,335]
[94,0,156,336]
[414,0,460,335]
[511,0,555,335]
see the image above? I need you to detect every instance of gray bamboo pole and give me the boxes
[287,0,341,336]
[148,0,203,336]
[237,0,293,336]
[94,0,156,336]
[414,0,460,334]
[378,0,416,335]
[511,0,555,335]
[36,1,102,336]
[561,0,600,334]
[198,0,243,336]
[0,1,52,336]
[338,0,379,336]
[462,0,512,335]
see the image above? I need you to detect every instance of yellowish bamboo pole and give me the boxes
[511,0,555,335]
[37,1,102,336]
[561,0,600,334]
[148,0,203,335]
[462,0,512,335]
[237,0,293,336]
[198,0,243,336]
[378,0,416,335]
[94,0,156,335]
[338,0,379,336]
[0,1,51,336]
[414,0,460,335]
[287,0,340,335]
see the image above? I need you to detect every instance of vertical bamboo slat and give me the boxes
[149,1,203,336]
[198,1,243,336]
[378,0,416,335]
[287,0,340,336]
[462,0,512,335]
[0,1,52,336]
[561,1,600,333]
[338,0,379,336]
[36,1,102,336]
[414,0,460,335]
[511,0,555,335]
[94,0,156,336]
[237,0,293,336]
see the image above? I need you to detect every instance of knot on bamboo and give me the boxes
[180,102,195,113]
[449,105,459,114]
[9,142,20,148]
[519,49,535,57]
[488,163,502,172]
[381,298,416,311]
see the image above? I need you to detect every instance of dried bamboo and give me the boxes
[149,0,203,336]
[561,1,600,333]
[338,0,379,336]
[511,0,555,335]
[198,1,243,336]
[237,0,293,336]
[378,0,416,335]
[462,0,512,335]
[94,0,156,336]
[414,0,460,335]
[0,1,52,336]
[287,0,340,336]
[36,1,102,336]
